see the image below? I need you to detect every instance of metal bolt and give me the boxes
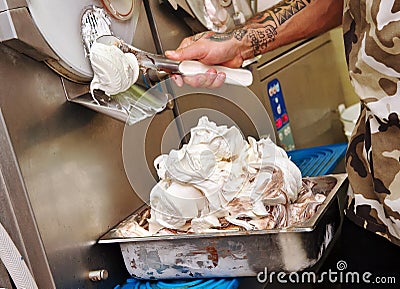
[88,269,109,281]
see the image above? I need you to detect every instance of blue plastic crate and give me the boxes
[114,278,240,289]
[287,143,347,177]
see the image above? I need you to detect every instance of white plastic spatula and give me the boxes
[178,60,253,86]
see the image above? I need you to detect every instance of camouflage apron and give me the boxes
[343,0,400,245]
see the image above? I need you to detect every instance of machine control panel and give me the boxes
[267,78,295,151]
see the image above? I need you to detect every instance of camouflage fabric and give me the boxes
[343,0,400,245]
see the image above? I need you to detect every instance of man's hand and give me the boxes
[165,31,245,88]
[169,68,226,88]
[165,0,343,88]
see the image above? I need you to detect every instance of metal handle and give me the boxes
[95,35,181,74]
[143,55,180,74]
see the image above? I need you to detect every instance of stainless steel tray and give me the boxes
[99,174,348,279]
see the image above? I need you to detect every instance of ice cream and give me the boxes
[147,116,306,234]
[204,0,231,32]
[89,41,140,96]
[113,117,328,238]
[202,0,253,32]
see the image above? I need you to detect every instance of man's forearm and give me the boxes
[201,0,344,61]
[166,0,344,68]
[238,0,344,59]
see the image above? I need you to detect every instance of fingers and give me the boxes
[170,69,226,88]
[170,74,184,87]
[165,37,191,61]
[165,36,206,62]
[210,72,226,88]
[203,70,226,89]
[164,49,181,61]
[177,36,194,50]
[221,57,244,69]
[202,69,218,87]
[182,73,210,88]
[167,32,209,60]
[165,46,202,62]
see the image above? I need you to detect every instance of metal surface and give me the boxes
[99,174,347,279]
[172,84,274,141]
[97,35,181,74]
[249,29,347,149]
[0,107,55,289]
[62,0,190,122]
[0,1,194,288]
[0,0,26,12]
[0,0,140,83]
[0,39,179,288]
[27,0,139,81]
[101,0,137,21]
[143,0,164,54]
[0,6,59,61]
[141,0,192,52]
[0,260,13,289]
[67,83,169,125]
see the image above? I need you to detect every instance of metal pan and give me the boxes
[98,173,348,279]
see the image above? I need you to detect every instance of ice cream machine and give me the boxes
[0,1,349,288]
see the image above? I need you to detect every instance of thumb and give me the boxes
[220,57,243,68]
[165,45,203,62]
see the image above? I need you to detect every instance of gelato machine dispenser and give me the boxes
[0,0,350,289]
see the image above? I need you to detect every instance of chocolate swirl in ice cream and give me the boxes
[115,117,327,238]
[147,117,313,234]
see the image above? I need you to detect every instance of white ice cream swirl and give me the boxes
[89,42,140,96]
[149,117,303,234]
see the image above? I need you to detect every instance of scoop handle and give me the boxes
[178,60,253,87]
